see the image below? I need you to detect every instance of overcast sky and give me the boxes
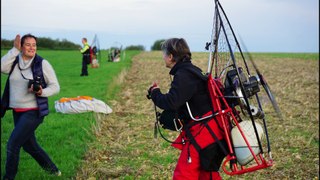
[1,0,319,52]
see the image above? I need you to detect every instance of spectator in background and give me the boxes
[79,37,90,76]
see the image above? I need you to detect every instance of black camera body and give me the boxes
[28,76,42,92]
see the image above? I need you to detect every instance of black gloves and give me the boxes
[147,83,158,99]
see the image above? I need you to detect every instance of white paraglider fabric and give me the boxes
[55,96,112,114]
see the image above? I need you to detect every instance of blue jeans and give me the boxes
[3,110,59,180]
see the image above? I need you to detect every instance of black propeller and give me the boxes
[239,37,283,120]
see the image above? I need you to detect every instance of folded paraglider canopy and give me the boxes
[54,96,112,114]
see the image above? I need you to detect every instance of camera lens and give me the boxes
[33,83,41,92]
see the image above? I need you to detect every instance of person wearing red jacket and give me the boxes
[149,38,227,180]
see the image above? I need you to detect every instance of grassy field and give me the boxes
[1,50,319,179]
[1,49,140,179]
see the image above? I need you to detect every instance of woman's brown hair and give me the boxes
[161,38,192,63]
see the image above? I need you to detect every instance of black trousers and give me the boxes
[81,56,89,75]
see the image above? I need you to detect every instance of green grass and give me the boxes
[1,49,140,179]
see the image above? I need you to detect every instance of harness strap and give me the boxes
[184,125,201,163]
[10,57,19,75]
[185,124,201,152]
[204,122,228,156]
[185,118,228,156]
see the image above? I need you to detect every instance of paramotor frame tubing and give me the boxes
[207,2,215,74]
[208,76,272,175]
[207,75,237,171]
[185,102,216,121]
[209,1,273,168]
[91,34,101,62]
[215,1,265,155]
[216,0,251,77]
[216,0,272,152]
[215,0,273,153]
[254,93,272,154]
[213,3,220,77]
[222,153,272,176]
[207,2,221,77]
[215,0,274,156]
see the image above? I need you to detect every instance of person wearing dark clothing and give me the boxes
[150,61,212,122]
[79,38,90,76]
[149,38,225,180]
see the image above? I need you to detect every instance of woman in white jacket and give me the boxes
[1,34,61,180]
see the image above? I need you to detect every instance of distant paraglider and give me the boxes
[108,42,124,62]
[91,34,100,68]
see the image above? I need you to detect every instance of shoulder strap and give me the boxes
[9,56,19,75]
[185,124,202,152]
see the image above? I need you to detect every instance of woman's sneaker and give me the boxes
[55,170,62,176]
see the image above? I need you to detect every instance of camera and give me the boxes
[28,76,42,92]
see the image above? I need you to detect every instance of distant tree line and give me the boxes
[151,39,165,51]
[1,37,81,50]
[1,37,166,51]
[124,45,145,51]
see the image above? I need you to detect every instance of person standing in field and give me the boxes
[1,34,61,179]
[79,37,90,76]
[148,38,227,179]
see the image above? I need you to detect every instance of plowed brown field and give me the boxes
[76,52,319,179]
